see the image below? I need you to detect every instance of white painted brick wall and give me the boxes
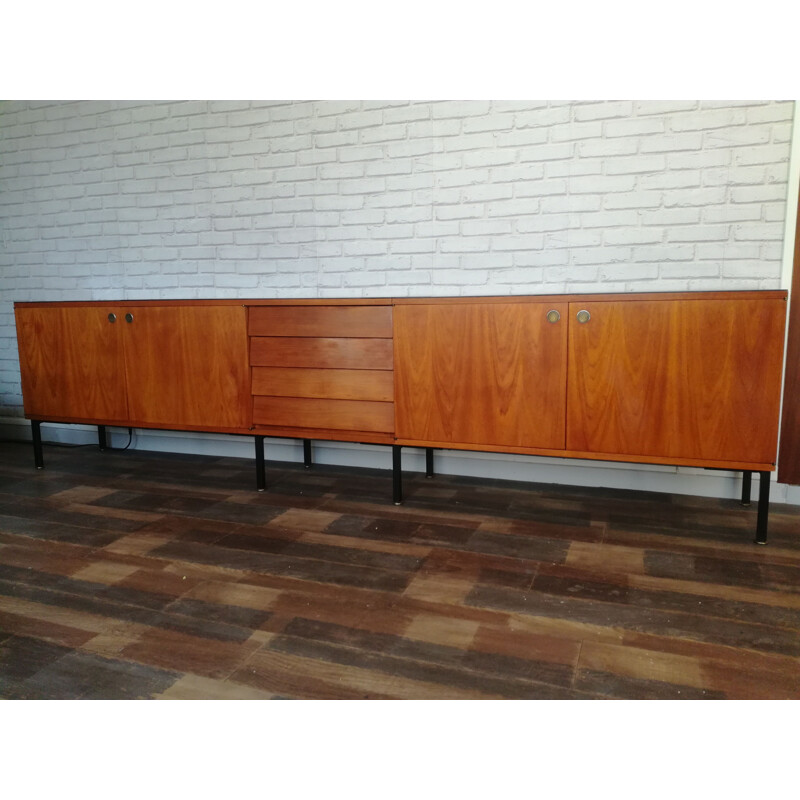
[0,99,794,421]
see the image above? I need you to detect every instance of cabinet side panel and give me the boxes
[14,306,129,421]
[567,298,786,464]
[394,303,568,449]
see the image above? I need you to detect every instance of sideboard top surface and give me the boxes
[13,289,788,309]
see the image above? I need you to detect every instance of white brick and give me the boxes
[641,208,701,225]
[639,172,701,190]
[605,118,666,138]
[696,243,760,260]
[662,188,727,207]
[431,269,489,285]
[573,101,634,121]
[730,185,787,203]
[632,245,695,262]
[604,155,667,175]
[514,106,571,128]
[383,104,431,124]
[746,103,794,124]
[550,122,603,142]
[669,108,747,131]
[540,196,602,214]
[599,264,659,281]
[462,113,515,133]
[660,263,720,279]
[360,123,409,144]
[733,223,785,240]
[571,247,632,265]
[546,159,603,179]
[703,127,772,148]
[431,101,492,119]
[569,175,637,194]
[634,101,699,115]
[668,226,730,242]
[604,228,663,245]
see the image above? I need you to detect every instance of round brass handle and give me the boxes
[576,309,591,324]
[125,313,134,323]
[546,309,561,324]
[108,313,117,323]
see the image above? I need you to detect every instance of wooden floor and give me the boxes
[1,439,799,700]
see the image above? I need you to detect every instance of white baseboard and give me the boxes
[3,415,799,506]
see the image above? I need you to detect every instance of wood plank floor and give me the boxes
[1,440,799,699]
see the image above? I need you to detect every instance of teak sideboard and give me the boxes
[14,290,788,544]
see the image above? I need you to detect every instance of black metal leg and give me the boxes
[31,420,44,470]
[392,445,403,505]
[303,439,313,469]
[98,425,107,452]
[755,471,770,545]
[425,447,434,478]
[741,470,752,506]
[255,435,266,492]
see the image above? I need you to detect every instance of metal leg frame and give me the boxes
[303,439,313,469]
[392,445,403,505]
[425,447,434,479]
[31,420,44,470]
[755,471,770,545]
[98,425,108,452]
[741,470,752,506]
[255,435,266,492]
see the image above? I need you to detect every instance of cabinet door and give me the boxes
[566,297,786,464]
[122,306,250,430]
[394,302,568,449]
[15,306,128,422]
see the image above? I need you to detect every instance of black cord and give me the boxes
[1,427,135,450]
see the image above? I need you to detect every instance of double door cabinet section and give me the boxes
[14,303,252,431]
[13,291,788,543]
[394,294,786,469]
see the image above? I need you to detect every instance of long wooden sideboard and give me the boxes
[14,291,788,543]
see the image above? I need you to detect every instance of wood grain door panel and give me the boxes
[567,298,786,464]
[15,306,129,422]
[123,306,250,429]
[394,303,568,449]
[250,337,393,371]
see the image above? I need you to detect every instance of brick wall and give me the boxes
[0,99,795,429]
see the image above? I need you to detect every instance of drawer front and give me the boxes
[250,337,393,371]
[248,306,392,338]
[252,367,393,402]
[248,304,394,437]
[253,396,394,433]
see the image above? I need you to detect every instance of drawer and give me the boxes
[248,305,392,338]
[253,396,394,433]
[252,367,393,402]
[250,337,393,370]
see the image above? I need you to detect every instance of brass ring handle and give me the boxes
[576,309,591,324]
[546,309,561,324]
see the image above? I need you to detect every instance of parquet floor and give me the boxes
[1,440,799,700]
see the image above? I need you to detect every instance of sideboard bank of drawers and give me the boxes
[14,291,787,543]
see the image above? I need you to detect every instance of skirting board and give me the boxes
[2,415,799,506]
